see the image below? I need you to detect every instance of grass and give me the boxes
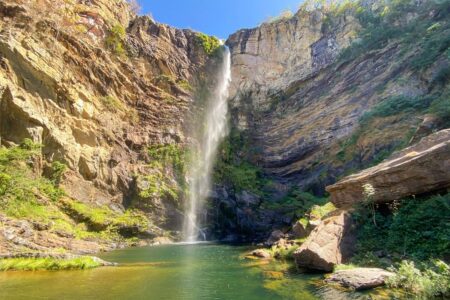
[0,257,102,271]
[61,198,148,232]
[334,264,358,272]
[0,140,66,222]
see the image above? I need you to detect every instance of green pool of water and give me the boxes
[0,244,394,299]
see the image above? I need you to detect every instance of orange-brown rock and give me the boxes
[327,129,450,208]
[293,210,355,272]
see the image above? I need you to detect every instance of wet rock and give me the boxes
[293,210,355,272]
[327,129,450,208]
[265,230,286,246]
[235,191,261,207]
[251,249,272,259]
[325,268,394,290]
[291,221,309,239]
[151,237,173,246]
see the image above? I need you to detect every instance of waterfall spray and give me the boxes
[183,47,231,242]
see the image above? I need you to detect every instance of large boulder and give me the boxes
[325,268,395,290]
[327,129,450,208]
[293,210,355,272]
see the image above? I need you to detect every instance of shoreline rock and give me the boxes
[293,210,355,272]
[325,268,395,290]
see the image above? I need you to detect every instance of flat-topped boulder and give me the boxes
[293,210,355,272]
[325,268,395,290]
[327,129,450,208]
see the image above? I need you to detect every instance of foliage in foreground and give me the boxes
[353,194,450,262]
[387,260,450,299]
[0,257,102,271]
[349,193,450,298]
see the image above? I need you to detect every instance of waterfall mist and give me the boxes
[182,47,231,242]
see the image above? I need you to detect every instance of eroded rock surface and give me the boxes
[293,210,355,272]
[327,129,450,207]
[0,0,216,254]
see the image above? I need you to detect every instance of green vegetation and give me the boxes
[50,161,67,184]
[355,194,450,261]
[329,0,450,171]
[62,198,148,232]
[336,96,418,168]
[0,140,65,221]
[353,193,450,262]
[0,256,102,271]
[213,129,268,195]
[429,86,450,127]
[387,260,450,299]
[0,139,147,244]
[348,193,450,298]
[152,74,193,93]
[105,24,127,56]
[263,188,331,217]
[268,243,301,260]
[195,33,221,56]
[359,95,434,126]
[338,0,450,68]
[100,95,124,112]
[177,79,193,92]
[138,144,188,204]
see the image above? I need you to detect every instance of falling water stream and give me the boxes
[182,47,231,242]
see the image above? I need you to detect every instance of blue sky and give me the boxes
[138,0,302,39]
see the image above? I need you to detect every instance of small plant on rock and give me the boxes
[362,183,377,226]
[105,24,127,56]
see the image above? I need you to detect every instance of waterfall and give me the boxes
[182,47,231,242]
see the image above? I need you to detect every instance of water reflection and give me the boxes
[0,244,403,300]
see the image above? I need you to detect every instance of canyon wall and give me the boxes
[0,0,219,254]
[210,0,450,241]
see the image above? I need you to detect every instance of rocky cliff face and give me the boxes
[0,0,218,254]
[225,5,445,190]
[210,0,450,241]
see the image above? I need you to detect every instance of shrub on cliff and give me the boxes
[137,144,188,204]
[105,24,127,56]
[195,33,221,56]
